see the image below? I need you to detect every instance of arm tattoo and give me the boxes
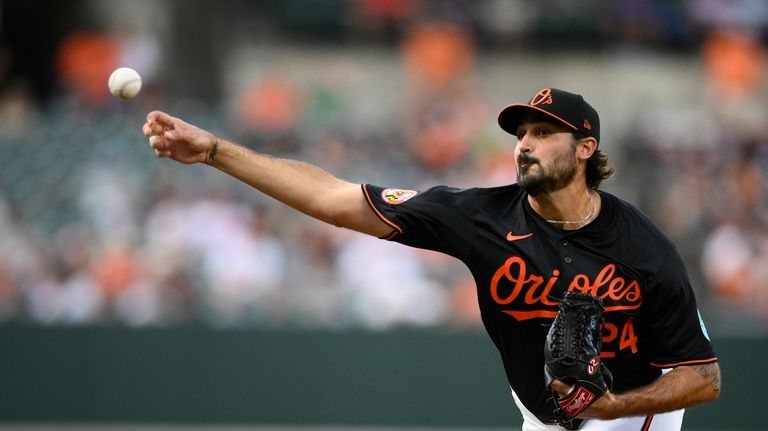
[693,363,721,393]
[207,140,219,163]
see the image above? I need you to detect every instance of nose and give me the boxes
[516,134,533,153]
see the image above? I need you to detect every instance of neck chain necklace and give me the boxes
[545,191,596,225]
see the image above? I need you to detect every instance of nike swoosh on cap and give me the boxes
[506,232,534,241]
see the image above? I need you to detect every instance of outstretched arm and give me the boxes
[551,362,721,420]
[142,110,393,237]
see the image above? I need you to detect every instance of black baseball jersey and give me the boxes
[362,183,717,423]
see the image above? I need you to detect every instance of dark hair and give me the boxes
[585,149,614,189]
[574,132,614,189]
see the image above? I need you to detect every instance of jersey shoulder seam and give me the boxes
[612,194,676,251]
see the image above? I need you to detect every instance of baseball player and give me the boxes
[142,87,720,430]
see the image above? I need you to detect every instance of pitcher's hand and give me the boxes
[142,111,218,164]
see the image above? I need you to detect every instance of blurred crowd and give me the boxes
[0,0,767,334]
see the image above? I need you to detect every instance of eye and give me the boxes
[536,128,551,137]
[516,130,526,140]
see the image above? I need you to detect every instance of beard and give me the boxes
[517,146,578,196]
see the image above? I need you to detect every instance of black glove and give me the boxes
[544,292,613,429]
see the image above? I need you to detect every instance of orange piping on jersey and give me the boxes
[502,309,558,320]
[361,184,403,238]
[641,415,654,431]
[649,357,718,368]
[382,230,399,240]
[599,351,616,359]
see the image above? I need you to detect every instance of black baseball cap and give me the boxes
[498,88,600,143]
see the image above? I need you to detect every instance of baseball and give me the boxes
[108,67,142,99]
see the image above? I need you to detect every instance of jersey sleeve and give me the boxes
[362,184,476,259]
[642,248,718,367]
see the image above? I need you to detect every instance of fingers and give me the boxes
[146,110,176,127]
[144,111,176,158]
[149,134,163,150]
[143,111,176,137]
[148,134,172,158]
[142,122,165,137]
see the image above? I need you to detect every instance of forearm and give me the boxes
[207,138,348,219]
[206,138,387,234]
[599,363,721,419]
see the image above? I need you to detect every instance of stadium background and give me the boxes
[0,0,766,429]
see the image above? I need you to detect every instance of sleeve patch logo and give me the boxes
[382,188,418,205]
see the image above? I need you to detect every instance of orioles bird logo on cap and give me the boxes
[530,88,553,106]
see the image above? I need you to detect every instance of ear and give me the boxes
[577,137,598,161]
